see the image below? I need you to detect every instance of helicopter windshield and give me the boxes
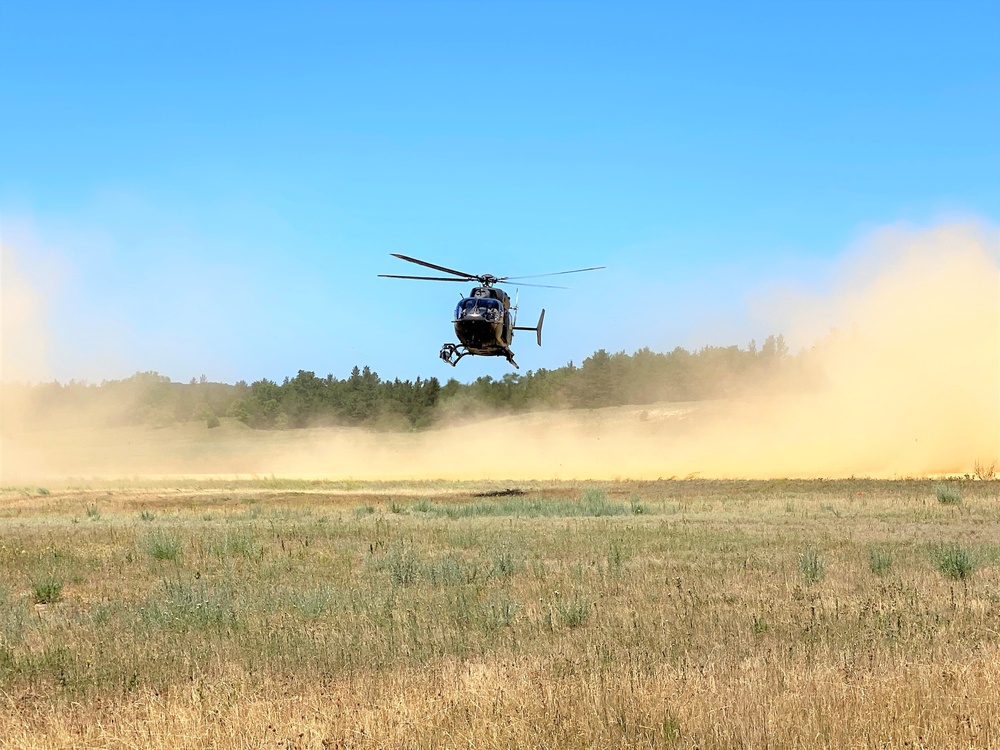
[456,297,502,320]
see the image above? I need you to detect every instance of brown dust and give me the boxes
[2,222,997,483]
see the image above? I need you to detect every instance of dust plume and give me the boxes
[3,222,997,483]
[1,243,51,478]
[0,243,52,384]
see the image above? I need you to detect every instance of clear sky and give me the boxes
[2,0,997,385]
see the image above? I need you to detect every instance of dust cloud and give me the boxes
[1,244,51,384]
[2,222,997,483]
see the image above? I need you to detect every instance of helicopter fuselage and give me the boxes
[452,286,513,356]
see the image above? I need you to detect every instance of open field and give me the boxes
[1,478,999,748]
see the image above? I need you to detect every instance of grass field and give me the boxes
[1,478,999,748]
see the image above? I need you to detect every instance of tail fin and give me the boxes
[513,309,545,347]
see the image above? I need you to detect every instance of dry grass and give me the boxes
[1,479,999,748]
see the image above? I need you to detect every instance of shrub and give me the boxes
[973,459,997,481]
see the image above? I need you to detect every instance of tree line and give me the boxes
[6,336,798,431]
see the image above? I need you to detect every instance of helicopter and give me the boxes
[379,253,604,368]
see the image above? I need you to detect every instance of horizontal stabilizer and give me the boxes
[513,308,545,346]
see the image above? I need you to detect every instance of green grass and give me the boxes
[606,540,628,578]
[867,545,893,576]
[932,544,975,580]
[556,594,591,628]
[934,484,962,505]
[141,529,182,561]
[30,577,64,604]
[798,546,826,586]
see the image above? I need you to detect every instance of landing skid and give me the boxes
[439,343,519,369]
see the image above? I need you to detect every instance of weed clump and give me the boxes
[660,713,682,743]
[483,594,519,631]
[31,577,64,604]
[142,530,182,561]
[868,546,893,577]
[606,541,628,578]
[934,484,962,505]
[425,555,469,587]
[556,595,591,628]
[933,544,975,580]
[208,530,261,560]
[385,547,420,586]
[751,615,769,635]
[489,545,521,580]
[798,547,826,586]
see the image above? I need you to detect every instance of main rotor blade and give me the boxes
[390,253,477,280]
[499,281,568,289]
[378,274,469,282]
[501,265,606,281]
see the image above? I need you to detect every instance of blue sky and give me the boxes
[2,0,997,384]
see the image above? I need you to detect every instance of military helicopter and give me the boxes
[379,253,604,368]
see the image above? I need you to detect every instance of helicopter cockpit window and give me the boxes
[456,298,502,320]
